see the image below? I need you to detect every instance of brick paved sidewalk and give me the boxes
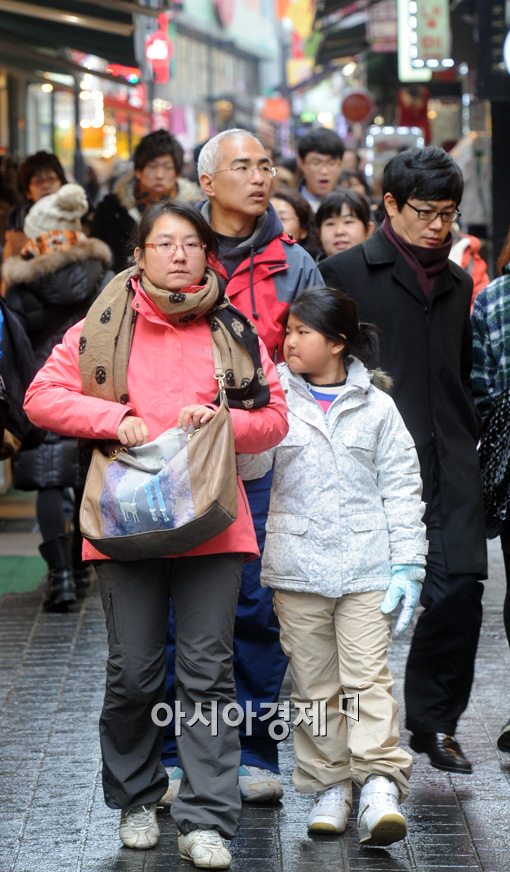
[1,540,510,872]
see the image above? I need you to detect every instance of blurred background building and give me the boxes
[0,0,509,254]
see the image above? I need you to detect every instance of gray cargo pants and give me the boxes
[96,553,243,839]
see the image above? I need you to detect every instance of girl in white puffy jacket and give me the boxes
[238,286,428,848]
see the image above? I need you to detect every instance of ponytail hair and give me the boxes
[288,286,380,369]
[358,322,380,370]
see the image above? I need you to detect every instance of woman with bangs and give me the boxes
[316,190,374,260]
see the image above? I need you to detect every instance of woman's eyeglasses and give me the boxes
[145,241,206,257]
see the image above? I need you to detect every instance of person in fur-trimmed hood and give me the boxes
[237,287,427,847]
[91,129,201,272]
[3,182,113,613]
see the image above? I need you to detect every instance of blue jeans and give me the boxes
[162,470,288,772]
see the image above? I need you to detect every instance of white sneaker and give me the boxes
[178,829,232,869]
[357,776,407,846]
[158,765,183,807]
[119,803,159,849]
[307,781,353,833]
[238,765,284,802]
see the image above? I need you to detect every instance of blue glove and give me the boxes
[380,564,425,637]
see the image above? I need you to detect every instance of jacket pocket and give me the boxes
[348,513,387,532]
[266,512,309,534]
[263,513,310,582]
[346,512,391,578]
[342,431,375,451]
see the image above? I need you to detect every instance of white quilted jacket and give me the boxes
[238,358,428,597]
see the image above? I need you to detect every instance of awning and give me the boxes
[314,0,369,29]
[0,0,168,69]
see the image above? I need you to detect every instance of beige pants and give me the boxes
[274,588,412,800]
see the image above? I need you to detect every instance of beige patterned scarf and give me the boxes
[78,267,269,409]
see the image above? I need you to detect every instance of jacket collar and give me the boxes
[363,228,456,305]
[278,357,371,436]
[2,237,111,288]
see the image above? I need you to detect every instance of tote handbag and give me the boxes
[79,359,238,560]
[478,386,510,539]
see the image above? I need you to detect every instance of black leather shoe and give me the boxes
[409,732,473,774]
[43,568,77,612]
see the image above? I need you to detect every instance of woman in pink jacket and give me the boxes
[24,201,288,870]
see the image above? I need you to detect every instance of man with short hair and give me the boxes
[297,127,345,211]
[91,129,200,272]
[161,129,323,805]
[320,146,487,782]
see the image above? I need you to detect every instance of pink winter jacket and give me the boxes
[24,283,288,561]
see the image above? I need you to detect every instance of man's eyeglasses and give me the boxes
[405,202,461,224]
[145,241,206,257]
[212,165,277,178]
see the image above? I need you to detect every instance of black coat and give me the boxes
[90,192,136,274]
[3,237,113,489]
[320,228,487,578]
[0,298,45,452]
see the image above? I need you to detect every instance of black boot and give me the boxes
[73,564,95,598]
[39,536,77,612]
[70,526,93,598]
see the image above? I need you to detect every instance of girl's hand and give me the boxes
[178,404,218,431]
[117,415,149,447]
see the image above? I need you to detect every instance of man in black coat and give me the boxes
[320,146,487,774]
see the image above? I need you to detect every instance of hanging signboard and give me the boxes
[414,0,451,65]
[367,0,398,53]
[145,14,173,84]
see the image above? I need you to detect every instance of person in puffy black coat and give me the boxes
[3,183,112,611]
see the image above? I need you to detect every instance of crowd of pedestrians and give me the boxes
[0,125,507,871]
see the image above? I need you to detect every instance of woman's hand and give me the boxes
[178,404,218,432]
[117,415,149,447]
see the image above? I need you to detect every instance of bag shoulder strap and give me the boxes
[212,342,229,409]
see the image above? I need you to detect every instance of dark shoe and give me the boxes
[497,719,510,752]
[39,537,77,613]
[409,732,472,774]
